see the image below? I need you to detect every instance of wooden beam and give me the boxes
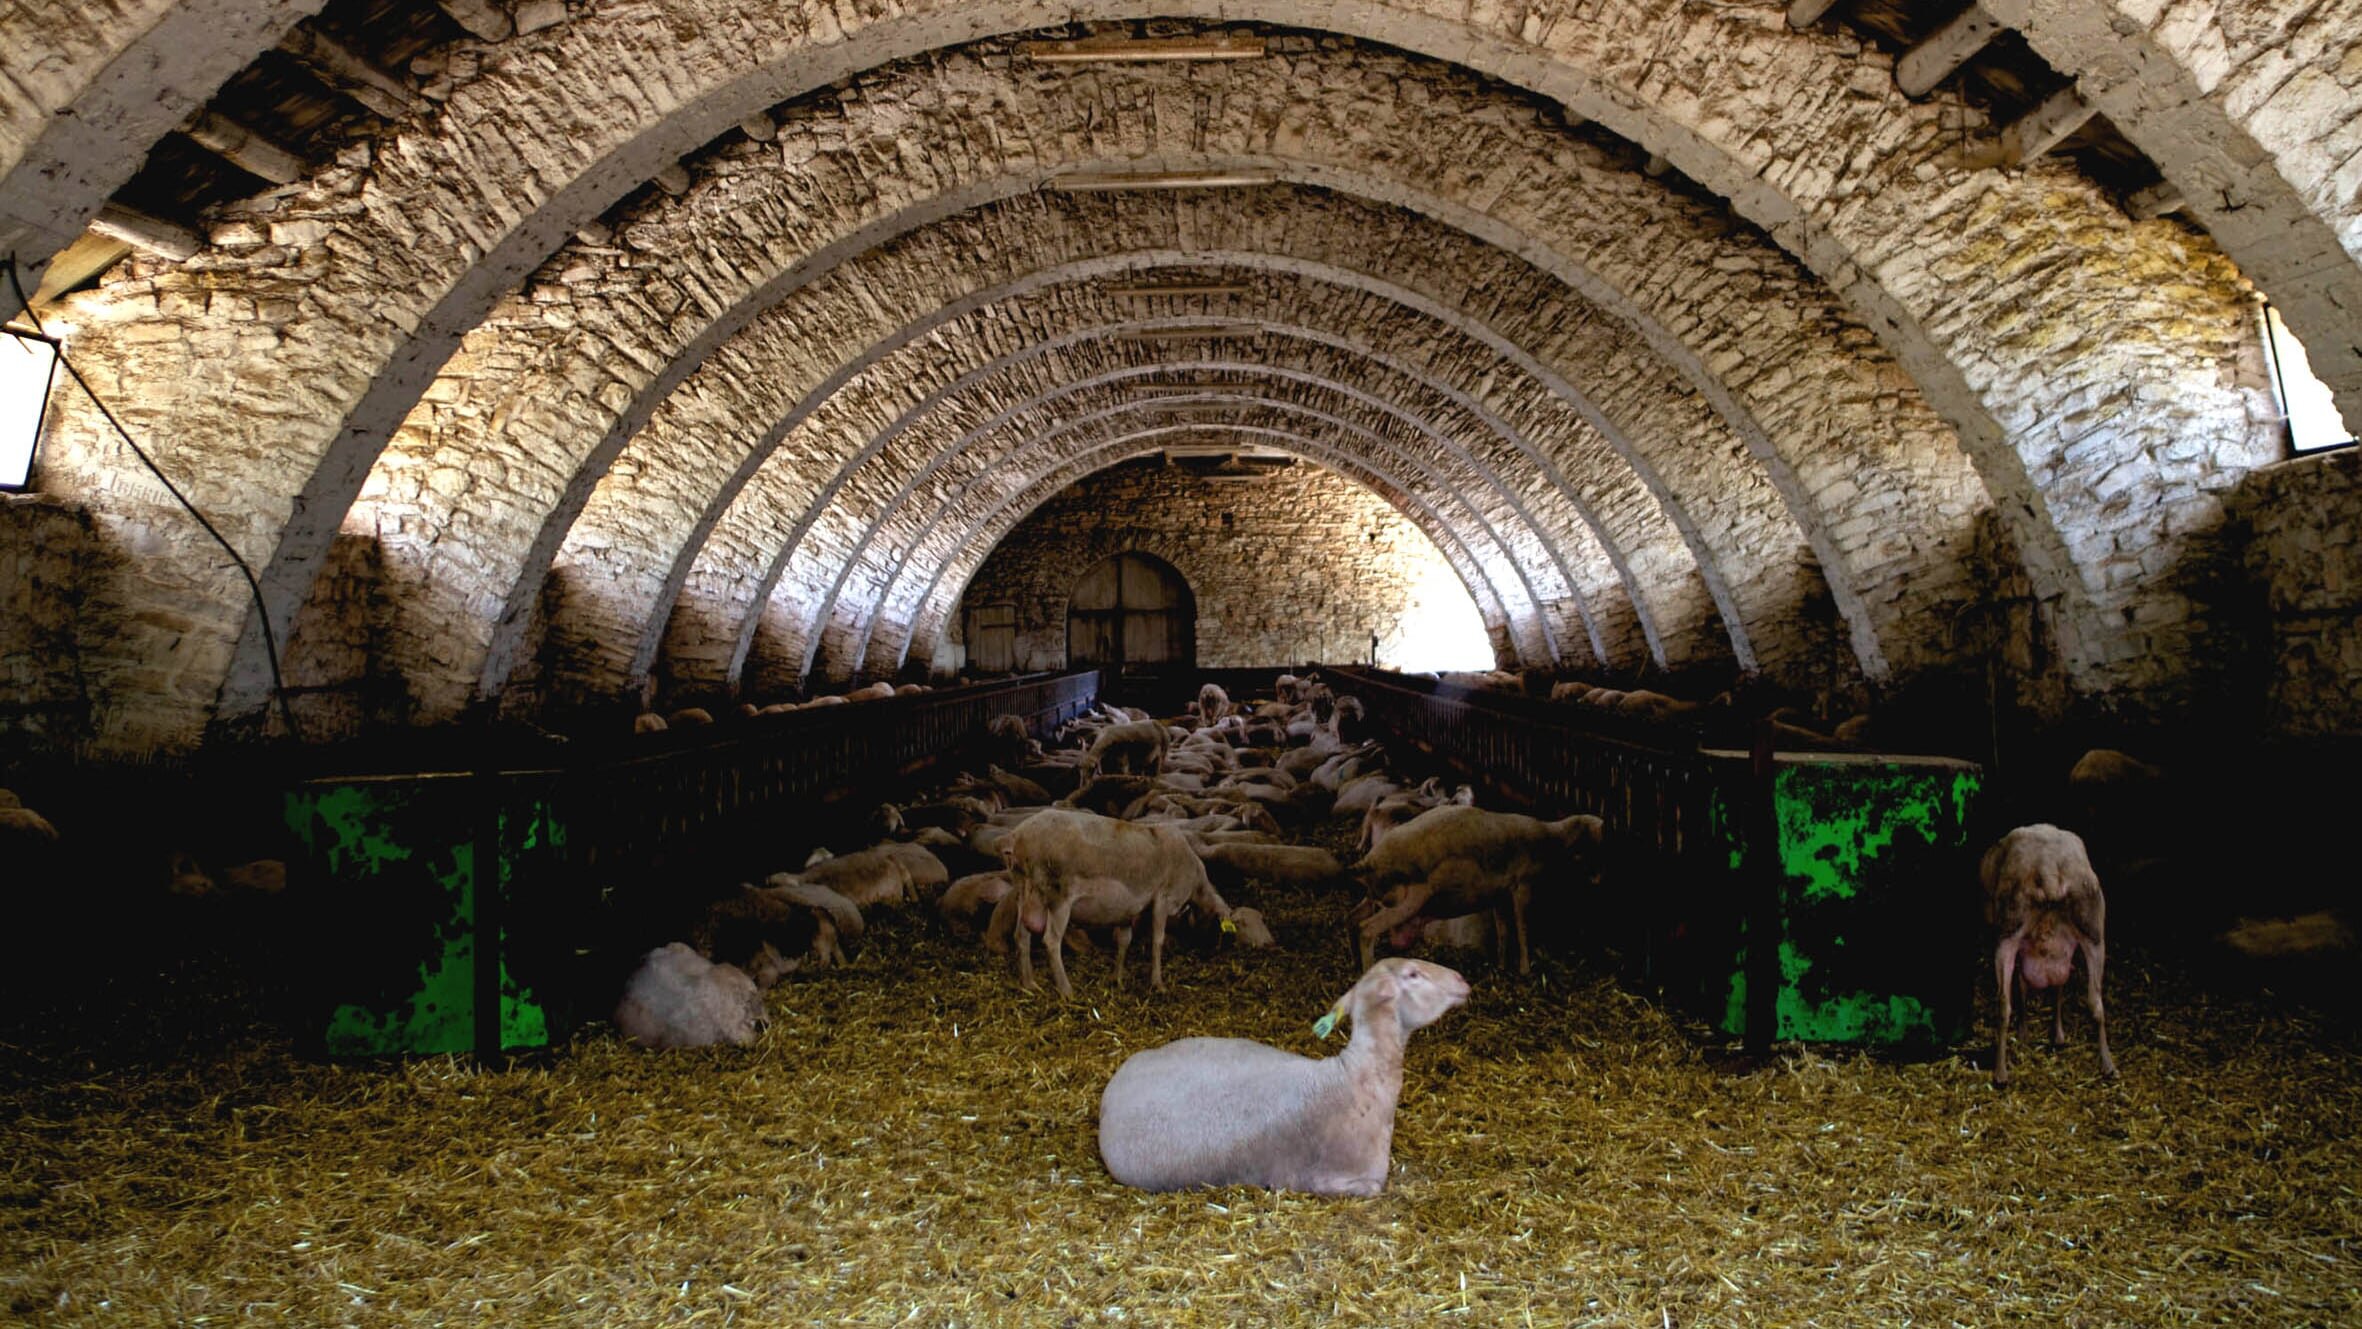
[436,0,513,42]
[1018,35,1265,63]
[2000,86,2097,165]
[651,162,692,197]
[1896,3,2006,99]
[33,232,135,303]
[2127,179,2186,219]
[1786,0,1845,28]
[179,110,306,185]
[278,27,416,119]
[87,202,202,261]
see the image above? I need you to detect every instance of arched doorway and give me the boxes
[1066,552,1196,672]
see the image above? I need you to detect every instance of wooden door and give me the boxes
[1067,552,1194,670]
[963,603,1017,673]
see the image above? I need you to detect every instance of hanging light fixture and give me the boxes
[0,326,59,489]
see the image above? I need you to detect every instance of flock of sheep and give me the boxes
[13,665,2334,1197]
[611,671,1621,1193]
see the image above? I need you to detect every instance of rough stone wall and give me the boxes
[954,459,1493,674]
[0,2,2321,758]
[2230,448,2362,739]
[0,493,101,754]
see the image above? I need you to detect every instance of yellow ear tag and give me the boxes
[1220,918,1239,935]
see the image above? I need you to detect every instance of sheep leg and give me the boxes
[1045,896,1078,999]
[2082,937,2117,1080]
[1147,901,1170,991]
[1015,905,1038,991]
[1511,881,1534,975]
[1111,924,1134,990]
[2051,985,2067,1047]
[1993,939,2018,1087]
[1356,883,1436,973]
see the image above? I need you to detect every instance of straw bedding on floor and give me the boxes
[3,822,2357,1326]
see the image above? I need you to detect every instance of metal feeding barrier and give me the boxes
[1324,667,1984,1054]
[283,671,1102,1057]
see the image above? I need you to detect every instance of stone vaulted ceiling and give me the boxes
[2,0,2355,751]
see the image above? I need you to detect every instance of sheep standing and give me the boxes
[1196,682,1234,723]
[1005,808,1239,997]
[613,943,767,1049]
[1078,718,1169,781]
[1349,804,1604,973]
[1981,823,2114,1086]
[1097,958,1470,1195]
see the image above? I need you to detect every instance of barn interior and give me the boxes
[3,0,2361,1323]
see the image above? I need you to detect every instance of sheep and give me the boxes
[1981,823,2113,1086]
[613,943,767,1049]
[1349,804,1606,974]
[1332,775,1400,817]
[1061,774,1156,820]
[632,711,668,734]
[982,714,1042,770]
[845,681,897,702]
[1078,718,1169,780]
[1005,807,1242,997]
[1196,683,1234,723]
[772,844,924,910]
[1196,842,1350,893]
[1097,957,1470,1195]
[667,706,715,728]
[696,880,864,980]
[983,764,1052,806]
[164,854,288,899]
[1357,779,1472,852]
[940,871,1013,935]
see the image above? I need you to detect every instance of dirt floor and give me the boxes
[4,815,2359,1327]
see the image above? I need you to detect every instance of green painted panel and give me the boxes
[285,778,564,1056]
[1708,757,1981,1047]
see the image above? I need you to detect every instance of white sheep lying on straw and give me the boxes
[1098,958,1468,1195]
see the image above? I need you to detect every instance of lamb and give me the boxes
[1005,807,1242,997]
[1349,804,1605,973]
[1078,719,1170,780]
[667,706,715,728]
[613,943,767,1049]
[632,711,668,734]
[1981,823,2114,1086]
[1097,957,1469,1195]
[844,681,897,702]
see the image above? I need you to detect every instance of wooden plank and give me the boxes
[1896,3,2005,99]
[2127,179,2186,219]
[2000,86,2096,165]
[33,232,135,302]
[437,0,513,41]
[87,202,202,261]
[180,110,306,185]
[1786,0,1845,28]
[1019,34,1265,63]
[278,27,415,119]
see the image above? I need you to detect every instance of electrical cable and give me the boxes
[5,252,303,742]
